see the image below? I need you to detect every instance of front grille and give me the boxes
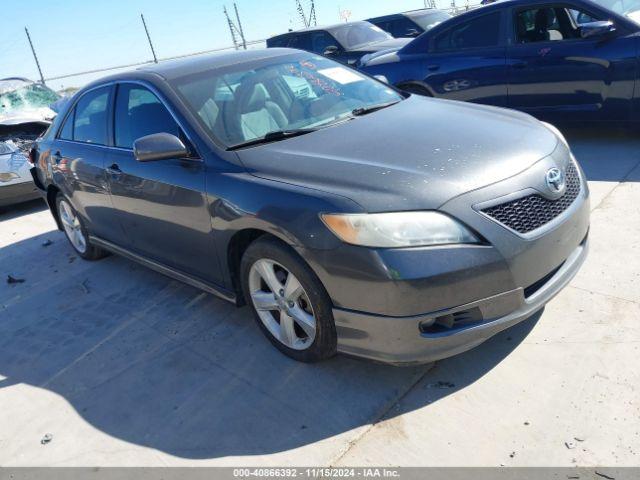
[481,163,581,234]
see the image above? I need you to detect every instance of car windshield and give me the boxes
[331,22,393,49]
[173,53,402,148]
[0,81,60,115]
[589,0,640,15]
[411,11,452,31]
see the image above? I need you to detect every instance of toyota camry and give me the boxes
[31,49,589,365]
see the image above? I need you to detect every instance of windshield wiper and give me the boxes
[227,128,317,151]
[351,101,401,117]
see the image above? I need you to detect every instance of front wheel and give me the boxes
[241,237,337,363]
[56,194,108,260]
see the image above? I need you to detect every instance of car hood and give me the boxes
[235,96,559,212]
[350,37,410,52]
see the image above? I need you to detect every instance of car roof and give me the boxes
[80,48,300,89]
[268,20,374,39]
[368,8,444,23]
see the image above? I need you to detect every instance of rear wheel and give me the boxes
[241,237,337,363]
[56,194,107,260]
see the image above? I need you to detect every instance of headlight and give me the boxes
[321,211,479,248]
[541,122,569,149]
[0,172,20,183]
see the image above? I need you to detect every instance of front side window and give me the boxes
[433,13,502,51]
[72,86,110,145]
[515,6,602,43]
[114,84,180,149]
[331,22,392,49]
[174,53,402,148]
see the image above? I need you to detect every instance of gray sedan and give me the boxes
[32,49,589,365]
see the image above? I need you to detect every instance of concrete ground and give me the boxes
[0,127,638,467]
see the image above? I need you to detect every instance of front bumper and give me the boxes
[301,151,590,365]
[0,179,40,207]
[332,236,588,365]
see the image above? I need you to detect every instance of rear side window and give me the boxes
[433,12,502,51]
[114,84,180,149]
[58,110,74,140]
[71,87,111,144]
[384,17,421,37]
[287,34,312,51]
[268,36,290,48]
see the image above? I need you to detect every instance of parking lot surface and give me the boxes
[0,128,638,467]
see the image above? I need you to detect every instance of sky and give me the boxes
[0,0,464,91]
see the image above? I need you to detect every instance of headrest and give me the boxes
[535,9,553,29]
[241,85,267,114]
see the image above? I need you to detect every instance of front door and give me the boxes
[424,11,509,106]
[106,83,218,284]
[507,3,637,122]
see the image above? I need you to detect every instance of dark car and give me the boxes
[31,49,589,365]
[266,21,410,65]
[367,8,452,38]
[359,0,640,123]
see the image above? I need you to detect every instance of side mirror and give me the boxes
[133,133,189,162]
[323,45,339,56]
[580,20,615,39]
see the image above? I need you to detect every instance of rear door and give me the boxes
[506,3,637,121]
[105,82,217,283]
[52,85,123,243]
[423,10,509,106]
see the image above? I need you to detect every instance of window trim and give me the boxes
[55,79,201,160]
[428,10,506,53]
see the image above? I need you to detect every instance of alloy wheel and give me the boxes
[248,259,316,350]
[59,199,87,254]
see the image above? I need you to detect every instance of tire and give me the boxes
[56,193,108,261]
[240,236,337,363]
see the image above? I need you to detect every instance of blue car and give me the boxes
[359,0,640,123]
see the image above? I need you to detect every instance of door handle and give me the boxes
[52,151,63,164]
[427,64,440,72]
[512,61,528,69]
[106,163,122,175]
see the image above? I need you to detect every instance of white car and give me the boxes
[0,140,39,207]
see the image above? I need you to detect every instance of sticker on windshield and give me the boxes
[318,67,364,85]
